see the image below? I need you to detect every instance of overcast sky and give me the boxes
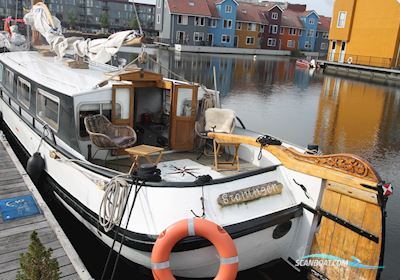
[288,0,334,16]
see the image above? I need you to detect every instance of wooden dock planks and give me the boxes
[0,137,92,279]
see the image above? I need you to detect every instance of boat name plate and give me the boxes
[217,181,283,207]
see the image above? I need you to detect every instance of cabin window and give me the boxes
[0,64,3,83]
[36,89,60,131]
[79,103,116,138]
[4,69,14,92]
[17,77,31,109]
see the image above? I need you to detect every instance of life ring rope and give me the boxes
[151,218,239,279]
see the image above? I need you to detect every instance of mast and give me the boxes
[31,0,42,46]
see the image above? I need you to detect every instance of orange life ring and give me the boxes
[151,218,239,280]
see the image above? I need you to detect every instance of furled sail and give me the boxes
[23,2,141,64]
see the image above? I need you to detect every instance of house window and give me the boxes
[316,32,319,38]
[223,19,232,29]
[177,15,188,25]
[299,29,303,36]
[176,31,185,42]
[323,32,329,39]
[321,42,327,50]
[221,35,231,43]
[246,36,254,45]
[193,32,204,42]
[260,25,264,32]
[304,41,312,49]
[4,68,14,92]
[209,19,217,28]
[288,28,296,35]
[307,29,314,37]
[248,23,256,31]
[156,14,161,24]
[157,0,161,8]
[271,12,278,20]
[269,25,278,34]
[309,18,315,25]
[36,89,60,131]
[267,38,276,47]
[280,27,284,34]
[287,40,295,48]
[225,5,232,13]
[337,11,346,28]
[17,77,31,109]
[194,17,205,26]
[236,22,242,30]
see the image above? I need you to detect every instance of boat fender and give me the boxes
[306,144,319,155]
[26,152,45,184]
[151,218,239,280]
[133,163,161,182]
[347,57,353,64]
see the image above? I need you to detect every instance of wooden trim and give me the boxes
[112,85,134,127]
[207,133,380,192]
[326,181,378,205]
[156,80,173,90]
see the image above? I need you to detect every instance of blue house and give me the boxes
[206,0,238,47]
[298,11,319,51]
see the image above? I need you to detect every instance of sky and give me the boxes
[286,0,334,16]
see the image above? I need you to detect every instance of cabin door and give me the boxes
[170,84,198,151]
[112,85,134,127]
[329,40,336,61]
[309,181,382,280]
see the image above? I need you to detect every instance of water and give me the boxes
[118,49,400,279]
[16,49,399,279]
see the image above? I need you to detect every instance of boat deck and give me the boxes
[0,135,91,279]
[100,150,260,177]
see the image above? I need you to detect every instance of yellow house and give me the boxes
[234,2,267,49]
[328,0,400,68]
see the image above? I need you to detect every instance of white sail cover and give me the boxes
[0,25,29,52]
[23,3,140,63]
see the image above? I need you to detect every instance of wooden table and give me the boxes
[213,138,241,171]
[125,145,164,173]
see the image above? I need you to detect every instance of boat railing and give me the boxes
[326,52,393,68]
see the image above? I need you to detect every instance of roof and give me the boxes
[286,3,306,12]
[264,3,284,12]
[318,15,331,31]
[299,10,320,19]
[206,0,221,18]
[236,2,267,24]
[281,9,303,28]
[167,0,212,17]
[0,52,117,96]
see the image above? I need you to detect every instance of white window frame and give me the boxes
[309,18,315,25]
[288,28,296,35]
[225,5,232,13]
[36,89,60,131]
[156,0,161,8]
[337,11,346,28]
[209,19,217,28]
[223,19,232,29]
[304,41,312,49]
[193,32,204,42]
[287,40,295,48]
[280,27,284,35]
[4,68,14,92]
[177,15,188,25]
[269,25,278,34]
[299,29,303,36]
[271,12,278,20]
[321,42,327,50]
[194,17,205,26]
[236,22,242,30]
[221,34,231,43]
[307,29,315,37]
[267,38,276,47]
[323,32,329,39]
[246,36,255,45]
[17,77,31,109]
[156,14,161,24]
[248,23,256,31]
[0,63,3,83]
[260,25,265,32]
[176,31,185,42]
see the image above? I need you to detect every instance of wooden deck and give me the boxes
[0,135,92,279]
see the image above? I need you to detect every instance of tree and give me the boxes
[16,231,60,280]
[100,11,109,29]
[130,16,139,30]
[68,11,76,29]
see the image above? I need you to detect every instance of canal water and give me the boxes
[23,49,399,279]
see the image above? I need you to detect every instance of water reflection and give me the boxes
[116,49,400,279]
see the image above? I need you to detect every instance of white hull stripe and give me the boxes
[152,261,170,270]
[220,256,239,265]
[188,218,195,236]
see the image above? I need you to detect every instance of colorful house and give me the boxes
[297,10,319,51]
[260,3,283,50]
[234,2,267,49]
[328,0,400,68]
[279,9,303,51]
[315,15,331,54]
[206,0,239,47]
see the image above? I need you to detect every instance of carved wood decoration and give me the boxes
[285,148,381,183]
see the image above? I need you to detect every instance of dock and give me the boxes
[317,59,400,84]
[0,133,92,279]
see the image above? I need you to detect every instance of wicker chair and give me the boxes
[84,114,137,159]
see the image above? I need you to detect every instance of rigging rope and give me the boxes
[131,0,143,36]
